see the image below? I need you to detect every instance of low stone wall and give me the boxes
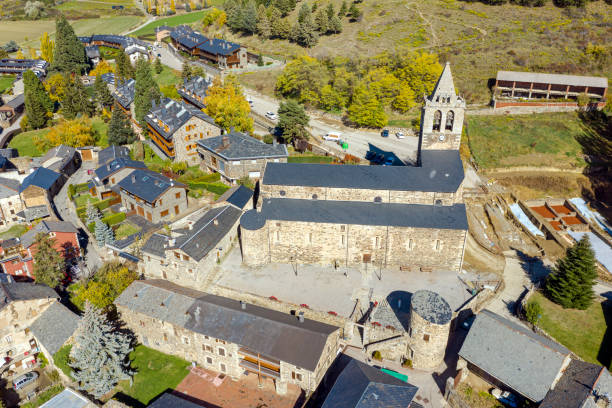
[493,100,605,113]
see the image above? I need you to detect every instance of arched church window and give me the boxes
[445,110,454,131]
[433,110,442,132]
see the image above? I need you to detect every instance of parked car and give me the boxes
[383,157,394,166]
[491,389,518,408]
[265,111,278,121]
[381,129,389,137]
[323,131,341,142]
[13,372,38,390]
[396,131,405,139]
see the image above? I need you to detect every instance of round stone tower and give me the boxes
[239,209,269,266]
[408,290,452,370]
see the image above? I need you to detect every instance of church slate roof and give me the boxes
[214,184,253,210]
[196,131,288,161]
[115,280,339,371]
[241,199,468,231]
[262,150,464,193]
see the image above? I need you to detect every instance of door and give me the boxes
[81,149,92,161]
[174,205,179,215]
[363,254,371,263]
[137,206,144,216]
[146,212,152,222]
[130,203,135,211]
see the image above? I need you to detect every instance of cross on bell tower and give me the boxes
[418,62,465,155]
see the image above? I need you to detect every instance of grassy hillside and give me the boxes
[229,0,611,104]
[130,9,211,37]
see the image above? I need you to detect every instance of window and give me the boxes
[274,159,279,162]
[308,233,313,244]
[163,333,168,341]
[445,110,454,131]
[205,336,209,340]
[433,110,442,132]
[183,255,189,261]
[220,363,226,373]
[174,205,179,214]
[279,190,286,196]
[175,192,181,199]
[275,231,280,242]
[159,199,163,205]
[139,321,145,327]
[435,199,443,206]
[9,209,14,215]
[312,194,318,200]
[407,239,414,250]
[218,347,226,356]
[251,160,257,164]
[206,357,213,364]
[435,239,441,251]
[292,372,302,381]
[408,327,412,337]
[233,161,241,165]
[175,252,181,259]
[341,235,345,248]
[161,209,169,217]
[203,344,212,352]
[5,335,13,344]
[182,337,190,344]
[423,334,430,342]
[375,237,380,248]
[216,339,226,344]
[111,178,115,184]
[374,196,382,203]
[340,225,345,232]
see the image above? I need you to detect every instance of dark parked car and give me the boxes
[381,129,389,137]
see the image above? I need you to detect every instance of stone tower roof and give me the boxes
[426,62,465,108]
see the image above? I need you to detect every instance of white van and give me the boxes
[323,131,341,142]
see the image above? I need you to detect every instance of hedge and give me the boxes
[75,183,89,193]
[87,212,127,232]
[204,182,230,196]
[76,198,113,218]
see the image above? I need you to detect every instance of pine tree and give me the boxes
[546,235,598,310]
[23,70,53,129]
[86,200,101,225]
[256,4,271,39]
[70,302,134,399]
[50,15,88,74]
[328,15,342,33]
[104,224,115,245]
[154,57,163,74]
[134,58,160,128]
[181,61,192,81]
[33,233,65,288]
[326,3,334,19]
[338,0,347,16]
[292,12,319,47]
[278,99,309,144]
[95,219,107,247]
[116,52,135,82]
[40,32,54,63]
[348,3,361,21]
[108,103,136,145]
[61,75,95,119]
[298,3,310,23]
[94,75,114,110]
[315,8,329,33]
[242,0,258,34]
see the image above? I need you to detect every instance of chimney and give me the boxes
[240,301,246,310]
[131,174,136,183]
[107,163,111,171]
[298,311,304,323]
[213,219,219,226]
[188,221,193,230]
[222,135,229,148]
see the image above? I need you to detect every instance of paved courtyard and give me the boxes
[174,367,302,408]
[216,248,471,317]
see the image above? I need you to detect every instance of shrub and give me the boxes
[525,299,543,325]
[263,134,274,144]
[53,345,73,379]
[68,184,76,198]
[372,350,382,361]
[102,212,126,226]
[402,358,412,368]
[204,182,230,196]
[75,183,89,193]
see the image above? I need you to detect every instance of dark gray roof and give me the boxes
[262,150,463,193]
[148,393,203,408]
[410,290,452,325]
[459,310,571,402]
[22,205,50,222]
[196,131,288,161]
[0,177,20,199]
[0,273,14,283]
[141,233,170,258]
[41,144,77,173]
[177,76,211,109]
[21,220,78,248]
[540,360,604,408]
[98,145,130,165]
[196,37,241,56]
[0,282,58,312]
[145,98,217,141]
[0,148,18,159]
[0,237,19,249]
[85,45,100,59]
[215,184,253,210]
[171,205,241,261]
[322,358,418,408]
[94,157,147,181]
[118,169,186,203]
[19,167,61,193]
[170,26,206,49]
[38,388,91,408]
[497,71,608,89]
[2,94,24,109]
[113,79,136,109]
[241,198,468,231]
[30,301,80,355]
[115,280,339,371]
[0,58,49,74]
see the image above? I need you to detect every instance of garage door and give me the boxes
[248,171,261,178]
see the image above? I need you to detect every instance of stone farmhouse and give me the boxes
[19,166,62,212]
[196,131,289,184]
[112,78,136,124]
[89,156,147,201]
[115,280,341,395]
[0,177,23,227]
[141,186,253,287]
[0,283,79,376]
[39,144,80,180]
[457,309,612,406]
[0,94,24,128]
[118,169,188,223]
[240,63,468,272]
[177,75,211,110]
[145,98,221,166]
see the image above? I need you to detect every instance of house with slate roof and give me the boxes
[177,75,211,109]
[29,301,80,363]
[239,64,468,273]
[197,131,288,184]
[39,144,81,179]
[19,167,62,209]
[141,188,251,286]
[169,25,247,69]
[115,279,340,395]
[213,184,254,210]
[98,145,130,165]
[0,177,23,227]
[457,309,572,404]
[89,156,147,200]
[0,93,24,127]
[85,46,100,66]
[0,59,49,76]
[118,169,188,223]
[145,98,221,165]
[112,78,137,123]
[0,282,58,375]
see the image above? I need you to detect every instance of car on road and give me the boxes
[323,131,341,142]
[491,389,518,407]
[157,53,161,58]
[383,157,394,166]
[381,129,389,137]
[13,372,38,390]
[265,111,278,121]
[396,131,405,139]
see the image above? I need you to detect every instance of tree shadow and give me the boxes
[516,250,551,286]
[597,299,612,369]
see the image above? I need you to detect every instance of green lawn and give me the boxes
[466,112,587,170]
[130,10,208,37]
[74,193,100,208]
[53,345,74,380]
[115,222,141,239]
[0,75,15,94]
[154,64,181,88]
[115,345,190,406]
[288,155,334,164]
[21,385,65,408]
[531,292,612,368]
[0,224,28,240]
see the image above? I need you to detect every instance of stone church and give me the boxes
[240,63,468,272]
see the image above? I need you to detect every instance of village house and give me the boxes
[89,156,147,200]
[85,46,100,66]
[112,78,136,123]
[124,44,149,64]
[97,144,130,165]
[177,75,211,110]
[19,166,62,210]
[0,221,80,280]
[118,169,188,223]
[0,94,24,128]
[38,144,81,180]
[0,59,48,77]
[145,98,221,166]
[141,191,250,287]
[0,283,59,375]
[0,177,23,227]
[197,131,288,184]
[28,301,80,365]
[115,280,341,395]
[239,63,468,273]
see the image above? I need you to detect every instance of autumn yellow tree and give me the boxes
[89,59,114,76]
[37,117,97,151]
[40,32,54,63]
[204,76,253,133]
[16,49,25,59]
[170,0,175,12]
[29,47,38,59]
[44,73,68,102]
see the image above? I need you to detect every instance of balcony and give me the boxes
[238,348,280,368]
[239,359,280,379]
